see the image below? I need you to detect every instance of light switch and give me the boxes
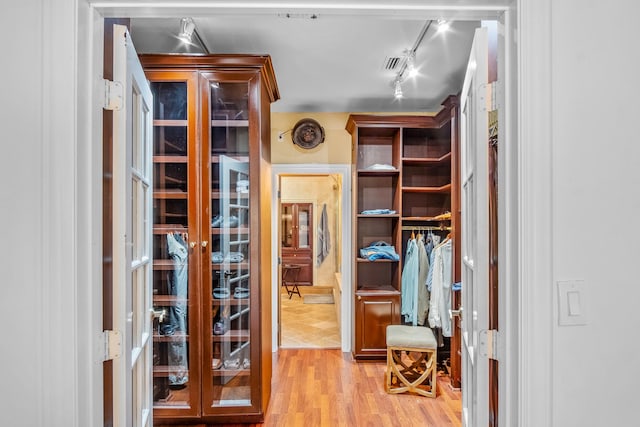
[567,291,581,316]
[557,280,587,326]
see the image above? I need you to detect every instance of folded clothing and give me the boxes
[359,241,400,261]
[360,208,396,215]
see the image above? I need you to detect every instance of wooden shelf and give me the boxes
[356,214,399,218]
[402,183,452,193]
[210,191,249,200]
[153,224,187,234]
[211,119,249,127]
[356,257,398,263]
[211,368,250,378]
[153,365,189,377]
[210,226,250,235]
[153,295,188,304]
[211,155,249,163]
[154,189,188,199]
[153,119,188,127]
[355,286,401,295]
[402,152,452,165]
[212,329,250,341]
[153,155,188,163]
[356,169,399,176]
[153,332,190,342]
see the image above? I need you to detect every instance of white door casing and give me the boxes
[112,24,154,427]
[460,27,490,427]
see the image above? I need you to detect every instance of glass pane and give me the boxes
[298,207,310,248]
[150,81,192,408]
[210,82,249,156]
[153,82,187,120]
[209,81,252,408]
[281,205,293,248]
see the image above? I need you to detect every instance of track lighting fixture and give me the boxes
[389,19,446,99]
[437,18,450,33]
[178,18,196,43]
[177,17,210,53]
[394,78,403,99]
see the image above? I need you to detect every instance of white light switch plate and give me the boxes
[557,280,588,326]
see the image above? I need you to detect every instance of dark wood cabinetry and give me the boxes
[280,202,313,286]
[142,54,279,425]
[347,96,459,360]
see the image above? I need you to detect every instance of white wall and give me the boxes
[0,1,83,426]
[550,1,640,426]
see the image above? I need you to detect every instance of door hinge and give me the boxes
[103,79,123,111]
[479,329,499,361]
[102,329,122,361]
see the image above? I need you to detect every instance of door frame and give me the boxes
[56,1,554,426]
[271,164,352,352]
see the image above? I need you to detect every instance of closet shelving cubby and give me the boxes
[346,95,460,360]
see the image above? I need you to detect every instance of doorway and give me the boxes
[91,5,519,427]
[271,165,352,352]
[278,175,341,348]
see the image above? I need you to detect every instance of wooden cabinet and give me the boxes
[280,202,313,286]
[142,54,279,425]
[346,96,459,360]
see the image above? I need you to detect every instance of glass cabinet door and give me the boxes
[202,76,255,412]
[149,75,199,415]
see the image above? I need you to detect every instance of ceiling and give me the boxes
[129,15,480,113]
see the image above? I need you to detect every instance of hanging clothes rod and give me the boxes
[401,225,451,231]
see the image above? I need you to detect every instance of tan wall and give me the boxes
[271,113,352,164]
[281,175,341,286]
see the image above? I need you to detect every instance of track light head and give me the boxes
[178,18,196,44]
[394,78,403,99]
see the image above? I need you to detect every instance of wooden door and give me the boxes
[111,24,154,427]
[460,27,491,427]
[281,202,313,286]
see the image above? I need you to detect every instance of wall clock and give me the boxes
[291,118,325,149]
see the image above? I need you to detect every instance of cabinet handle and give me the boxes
[201,240,208,248]
[357,295,361,300]
[189,241,197,248]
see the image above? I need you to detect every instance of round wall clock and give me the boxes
[291,118,325,149]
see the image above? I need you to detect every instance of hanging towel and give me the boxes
[317,203,331,266]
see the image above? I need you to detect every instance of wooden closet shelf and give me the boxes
[212,329,250,341]
[153,224,187,234]
[402,183,452,193]
[402,152,452,165]
[356,169,399,176]
[356,214,400,218]
[153,295,188,304]
[153,365,188,377]
[356,286,400,295]
[154,190,188,199]
[356,257,399,263]
[211,368,250,378]
[211,119,249,127]
[153,155,188,163]
[153,333,190,342]
[153,119,188,127]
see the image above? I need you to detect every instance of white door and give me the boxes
[112,24,154,427]
[460,27,490,427]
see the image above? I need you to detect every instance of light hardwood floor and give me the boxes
[227,289,463,426]
[222,349,462,426]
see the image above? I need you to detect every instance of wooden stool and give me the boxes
[281,264,302,299]
[385,325,437,398]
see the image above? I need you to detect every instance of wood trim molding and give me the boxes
[517,0,554,426]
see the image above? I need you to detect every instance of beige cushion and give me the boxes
[386,325,437,349]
